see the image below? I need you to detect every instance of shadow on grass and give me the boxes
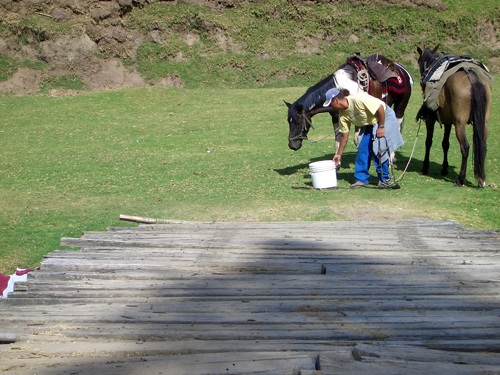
[273,150,477,188]
[392,151,483,187]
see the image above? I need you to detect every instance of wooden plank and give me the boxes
[0,350,317,375]
[2,322,499,343]
[1,219,500,375]
[10,283,500,300]
[13,277,500,293]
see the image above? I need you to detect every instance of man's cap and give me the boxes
[323,88,341,107]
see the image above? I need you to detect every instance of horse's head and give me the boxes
[285,101,312,151]
[417,45,440,78]
[284,74,342,150]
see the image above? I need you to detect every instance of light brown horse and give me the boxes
[416,46,493,187]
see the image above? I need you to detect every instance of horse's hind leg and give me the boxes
[397,117,404,133]
[441,123,452,176]
[421,118,435,175]
[453,123,470,187]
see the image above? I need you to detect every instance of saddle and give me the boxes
[346,53,401,99]
[347,53,400,84]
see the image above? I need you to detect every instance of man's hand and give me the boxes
[333,153,341,166]
[376,126,385,139]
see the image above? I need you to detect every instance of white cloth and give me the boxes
[372,105,404,163]
[357,105,404,164]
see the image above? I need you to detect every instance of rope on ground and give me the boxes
[393,120,422,183]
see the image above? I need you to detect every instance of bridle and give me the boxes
[288,113,313,142]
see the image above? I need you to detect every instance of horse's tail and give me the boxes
[468,69,488,183]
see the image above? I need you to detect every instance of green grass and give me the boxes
[0,56,47,82]
[39,74,88,93]
[1,83,499,274]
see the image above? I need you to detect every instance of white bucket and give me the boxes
[309,160,337,189]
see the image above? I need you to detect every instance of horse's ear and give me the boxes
[417,46,423,56]
[432,44,440,53]
[284,100,291,108]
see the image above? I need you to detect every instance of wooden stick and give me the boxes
[119,214,207,224]
[119,214,158,224]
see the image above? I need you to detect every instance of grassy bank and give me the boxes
[130,0,499,87]
[0,0,498,91]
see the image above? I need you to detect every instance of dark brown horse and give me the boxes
[416,46,493,187]
[285,53,413,152]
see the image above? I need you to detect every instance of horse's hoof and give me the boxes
[453,181,463,187]
[478,181,486,188]
[441,169,448,176]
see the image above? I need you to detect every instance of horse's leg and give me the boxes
[441,123,452,176]
[421,118,435,175]
[391,97,407,134]
[396,117,404,132]
[453,123,470,187]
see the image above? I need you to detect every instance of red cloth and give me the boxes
[1,269,34,298]
[15,269,33,276]
[0,273,10,297]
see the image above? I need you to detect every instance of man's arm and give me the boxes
[333,132,349,166]
[375,104,386,138]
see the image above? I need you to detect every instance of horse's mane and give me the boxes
[292,61,352,111]
[423,48,441,65]
[420,48,443,74]
[293,74,337,111]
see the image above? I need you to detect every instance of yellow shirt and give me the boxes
[338,92,385,133]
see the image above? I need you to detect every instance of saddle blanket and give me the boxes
[422,55,490,84]
[347,55,409,98]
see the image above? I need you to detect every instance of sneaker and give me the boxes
[350,181,367,189]
[378,180,392,189]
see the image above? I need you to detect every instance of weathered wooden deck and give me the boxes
[1,218,500,374]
